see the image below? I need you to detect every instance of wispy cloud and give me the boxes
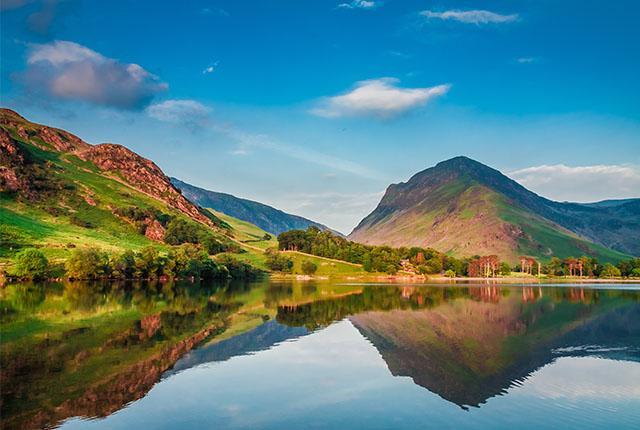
[312,78,450,120]
[508,164,640,203]
[420,9,518,25]
[517,57,536,63]
[337,0,380,9]
[227,129,380,179]
[147,98,380,179]
[146,99,209,124]
[17,40,167,109]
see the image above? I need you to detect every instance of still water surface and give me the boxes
[2,280,639,429]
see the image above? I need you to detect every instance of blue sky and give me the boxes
[2,0,639,233]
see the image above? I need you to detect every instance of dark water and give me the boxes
[1,280,639,429]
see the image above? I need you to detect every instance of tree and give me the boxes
[202,236,225,255]
[140,246,160,277]
[65,247,107,279]
[600,263,621,279]
[499,262,511,276]
[14,248,49,279]
[262,233,272,241]
[301,260,317,275]
[163,218,201,245]
[444,269,456,278]
[265,249,293,272]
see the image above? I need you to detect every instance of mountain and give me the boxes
[0,108,229,255]
[349,156,637,263]
[171,177,337,236]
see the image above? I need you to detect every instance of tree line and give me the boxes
[277,226,640,278]
[9,244,262,281]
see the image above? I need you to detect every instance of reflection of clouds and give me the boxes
[514,357,640,399]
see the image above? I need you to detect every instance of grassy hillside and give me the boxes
[0,109,234,270]
[209,209,278,250]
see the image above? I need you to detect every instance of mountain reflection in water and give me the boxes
[1,280,639,429]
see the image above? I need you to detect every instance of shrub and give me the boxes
[301,260,317,275]
[216,254,261,279]
[600,263,621,279]
[69,216,94,229]
[265,249,293,272]
[14,248,49,279]
[65,247,107,279]
[163,218,201,245]
[202,236,225,255]
[444,269,456,278]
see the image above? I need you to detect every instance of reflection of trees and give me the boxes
[276,286,473,330]
[1,279,246,430]
[7,282,45,313]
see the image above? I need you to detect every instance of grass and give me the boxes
[208,209,278,249]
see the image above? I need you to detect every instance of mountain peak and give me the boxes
[349,156,638,261]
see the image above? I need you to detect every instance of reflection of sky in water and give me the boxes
[61,320,640,430]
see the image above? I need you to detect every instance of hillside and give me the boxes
[349,156,636,263]
[171,178,337,236]
[0,109,230,262]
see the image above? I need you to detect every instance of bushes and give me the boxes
[65,247,108,279]
[265,249,293,272]
[600,263,621,279]
[62,244,258,280]
[163,219,203,245]
[14,248,49,279]
[215,254,261,279]
[69,216,94,229]
[301,260,317,275]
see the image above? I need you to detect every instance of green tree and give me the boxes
[14,248,49,279]
[65,247,107,279]
[499,262,511,276]
[202,236,225,255]
[265,249,293,272]
[140,246,160,277]
[163,219,201,245]
[600,263,621,279]
[301,260,317,275]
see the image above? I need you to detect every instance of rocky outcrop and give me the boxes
[79,143,215,227]
[145,218,166,242]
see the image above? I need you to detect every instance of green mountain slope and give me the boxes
[0,109,230,262]
[171,177,338,236]
[348,156,635,263]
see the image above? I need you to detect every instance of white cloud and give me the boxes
[202,61,219,75]
[337,0,379,9]
[517,57,536,63]
[146,99,210,129]
[508,164,640,203]
[19,40,167,109]
[312,78,450,120]
[420,9,518,24]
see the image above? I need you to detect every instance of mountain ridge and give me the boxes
[349,156,637,262]
[171,177,339,236]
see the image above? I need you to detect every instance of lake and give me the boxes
[1,280,639,429]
